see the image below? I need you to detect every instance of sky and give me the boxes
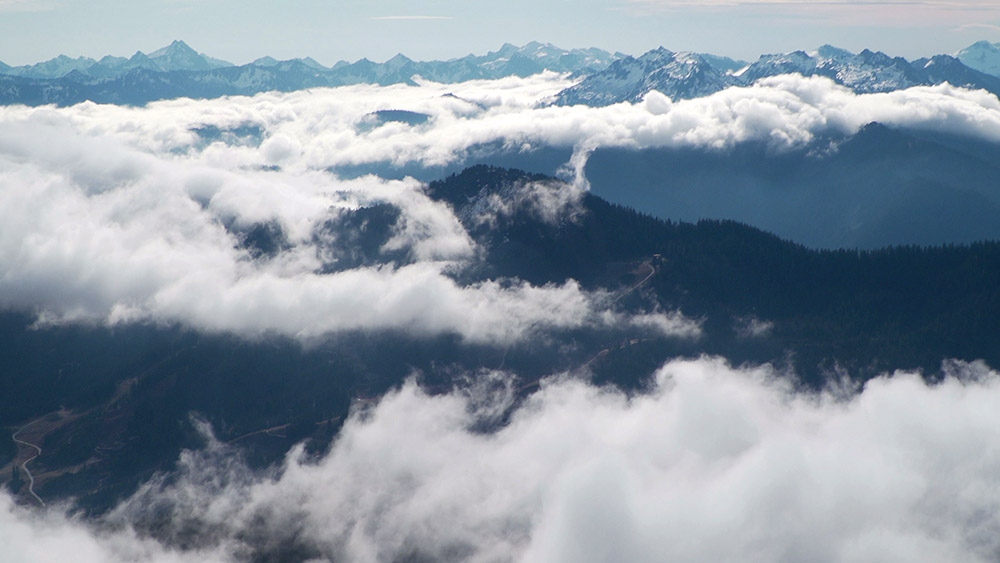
[1,0,1000,66]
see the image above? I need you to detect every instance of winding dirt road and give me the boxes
[11,419,45,507]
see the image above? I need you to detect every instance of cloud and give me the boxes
[369,15,455,20]
[0,95,702,343]
[630,311,703,339]
[461,176,586,228]
[62,72,1000,168]
[6,357,1000,561]
[2,74,999,341]
[735,315,774,338]
[0,124,596,342]
[0,493,231,563]
[952,23,1000,33]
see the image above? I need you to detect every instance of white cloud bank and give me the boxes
[8,71,1000,170]
[5,357,1000,562]
[0,95,703,342]
[1,73,998,341]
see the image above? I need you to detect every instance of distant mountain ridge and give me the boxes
[0,40,623,106]
[1,40,999,107]
[555,44,1000,106]
[1,40,235,79]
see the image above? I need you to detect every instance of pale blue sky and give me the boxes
[1,0,999,66]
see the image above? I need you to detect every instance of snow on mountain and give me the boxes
[739,47,926,93]
[824,49,927,93]
[469,42,620,78]
[739,50,818,84]
[957,40,1000,78]
[5,41,998,108]
[555,44,1000,107]
[555,47,741,106]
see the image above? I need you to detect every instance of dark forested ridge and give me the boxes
[433,165,1000,377]
[586,123,1000,249]
[4,164,1000,512]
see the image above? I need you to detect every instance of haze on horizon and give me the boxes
[1,0,999,67]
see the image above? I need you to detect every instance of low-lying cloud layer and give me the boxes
[11,72,1000,166]
[2,72,999,340]
[0,88,692,342]
[6,357,1000,562]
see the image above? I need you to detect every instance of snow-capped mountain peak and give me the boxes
[956,40,1000,78]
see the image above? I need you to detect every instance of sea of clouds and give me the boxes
[4,72,1000,561]
[2,72,1000,341]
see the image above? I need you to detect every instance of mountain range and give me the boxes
[2,40,1000,107]
[1,40,234,79]
[0,40,623,106]
[555,44,1000,106]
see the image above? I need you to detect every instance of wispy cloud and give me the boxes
[369,15,454,21]
[952,22,1000,33]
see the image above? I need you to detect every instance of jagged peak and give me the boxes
[149,39,198,59]
[386,53,413,64]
